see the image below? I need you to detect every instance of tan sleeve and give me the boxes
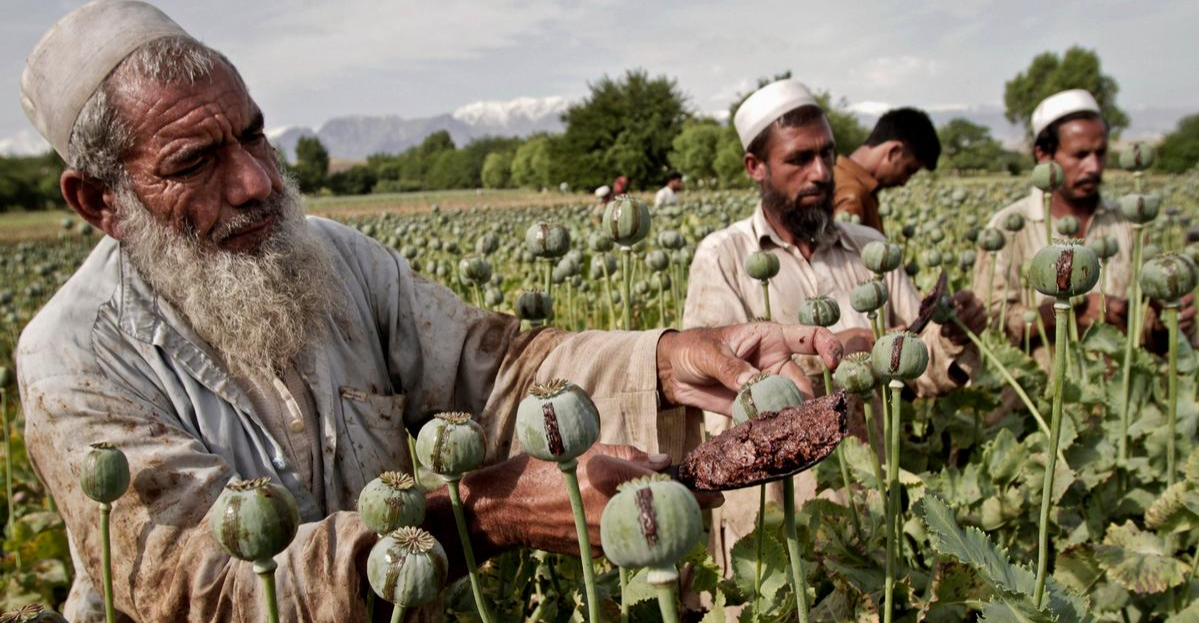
[682,240,754,329]
[20,373,377,623]
[886,267,977,396]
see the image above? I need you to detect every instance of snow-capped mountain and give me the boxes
[269,95,570,161]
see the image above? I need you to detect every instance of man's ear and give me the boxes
[884,140,906,164]
[60,170,122,239]
[1033,145,1051,164]
[743,152,767,184]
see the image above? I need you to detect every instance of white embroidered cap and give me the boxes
[1031,89,1101,138]
[733,79,820,150]
[21,0,190,160]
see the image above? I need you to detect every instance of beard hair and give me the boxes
[759,165,837,245]
[117,176,343,381]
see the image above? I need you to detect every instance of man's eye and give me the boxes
[173,159,207,177]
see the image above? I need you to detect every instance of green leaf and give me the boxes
[1146,481,1199,533]
[978,596,1056,623]
[1081,322,1123,356]
[1054,545,1103,596]
[700,590,727,623]
[980,488,1025,531]
[730,524,790,615]
[985,428,1027,487]
[1166,599,1199,623]
[620,567,661,606]
[1093,520,1192,594]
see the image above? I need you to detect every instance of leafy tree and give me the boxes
[938,118,1005,173]
[1003,46,1129,139]
[511,135,553,189]
[669,119,722,183]
[482,151,514,188]
[726,71,867,155]
[425,149,474,190]
[327,164,377,195]
[552,69,690,192]
[1157,113,1199,173]
[293,136,330,193]
[714,126,752,189]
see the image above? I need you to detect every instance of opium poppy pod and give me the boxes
[604,195,652,247]
[1056,215,1080,237]
[959,249,977,268]
[834,352,877,396]
[1031,162,1064,193]
[515,290,552,321]
[0,604,69,623]
[516,379,600,465]
[731,372,806,424]
[1120,142,1156,172]
[600,474,702,584]
[525,222,571,258]
[861,240,903,274]
[871,331,929,382]
[366,527,448,608]
[1119,193,1161,225]
[1141,254,1197,303]
[978,227,1005,252]
[210,477,301,563]
[658,230,685,250]
[415,412,486,480]
[745,251,780,281]
[458,256,492,285]
[1087,236,1119,261]
[358,472,426,535]
[1003,213,1025,233]
[80,442,130,505]
[1030,241,1101,298]
[589,232,614,253]
[797,295,841,328]
[850,278,889,313]
[645,250,671,273]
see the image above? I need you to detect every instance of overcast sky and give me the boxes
[2,0,1194,143]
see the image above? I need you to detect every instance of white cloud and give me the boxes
[0,129,48,156]
[855,56,941,90]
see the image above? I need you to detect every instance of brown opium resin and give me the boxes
[676,392,848,491]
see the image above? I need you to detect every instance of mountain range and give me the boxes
[1,95,1192,159]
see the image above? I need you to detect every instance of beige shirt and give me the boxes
[682,204,972,572]
[18,218,682,623]
[970,188,1135,327]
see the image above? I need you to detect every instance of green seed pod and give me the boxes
[1003,213,1025,233]
[600,474,702,583]
[515,290,552,321]
[525,222,571,258]
[658,230,685,250]
[925,249,943,267]
[1119,193,1161,225]
[797,295,841,328]
[590,253,618,280]
[1141,254,1197,302]
[1087,235,1118,261]
[80,442,130,505]
[0,604,69,623]
[516,379,600,465]
[367,527,448,608]
[645,250,670,273]
[1119,142,1156,172]
[358,472,427,535]
[458,256,492,285]
[745,251,780,281]
[902,223,917,239]
[210,477,300,563]
[415,412,487,480]
[1145,244,1163,260]
[650,273,671,291]
[1056,215,1080,237]
[850,278,889,313]
[603,195,652,247]
[475,234,499,255]
[1031,161,1064,192]
[959,249,977,268]
[871,331,929,381]
[965,228,980,243]
[861,240,903,274]
[928,229,945,243]
[1022,309,1039,324]
[731,372,806,424]
[834,352,877,396]
[978,227,1005,252]
[589,232,614,253]
[1029,240,1101,298]
[483,287,504,307]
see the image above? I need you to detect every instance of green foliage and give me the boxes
[0,152,65,212]
[481,151,514,189]
[939,118,1008,173]
[1157,114,1199,174]
[293,135,330,193]
[669,119,722,184]
[510,135,553,190]
[552,69,690,192]
[1003,46,1130,138]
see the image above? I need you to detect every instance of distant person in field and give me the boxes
[16,3,844,621]
[612,174,629,198]
[970,89,1195,351]
[832,107,941,234]
[654,171,683,208]
[682,78,986,575]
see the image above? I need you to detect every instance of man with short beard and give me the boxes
[682,79,986,573]
[15,4,845,622]
[972,89,1196,350]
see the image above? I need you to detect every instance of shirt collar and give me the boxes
[836,155,880,194]
[751,202,855,253]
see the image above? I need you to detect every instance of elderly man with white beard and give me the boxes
[15,2,844,622]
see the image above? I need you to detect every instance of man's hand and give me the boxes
[656,322,843,414]
[461,444,722,557]
[940,290,986,345]
[1078,293,1129,329]
[1149,293,1197,335]
[836,328,875,355]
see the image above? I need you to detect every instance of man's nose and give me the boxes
[223,146,274,208]
[810,155,832,184]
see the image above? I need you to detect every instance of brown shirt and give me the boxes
[833,155,884,234]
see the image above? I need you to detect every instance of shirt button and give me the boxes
[289,419,305,433]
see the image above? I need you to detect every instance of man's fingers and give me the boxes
[586,454,655,498]
[708,342,762,392]
[809,328,844,370]
[778,359,815,397]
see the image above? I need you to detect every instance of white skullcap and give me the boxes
[21,0,190,160]
[733,79,820,150]
[595,185,611,198]
[1031,89,1101,138]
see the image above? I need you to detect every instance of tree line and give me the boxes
[2,47,1198,210]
